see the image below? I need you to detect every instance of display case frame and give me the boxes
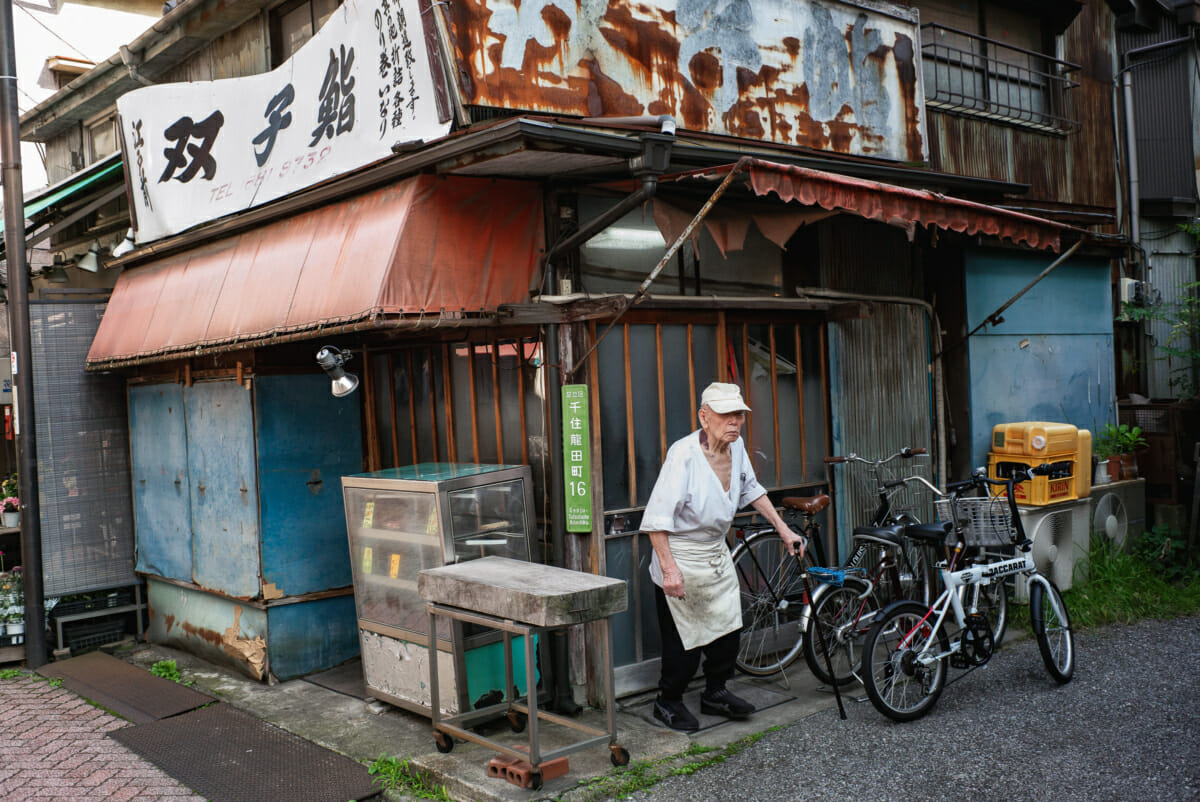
[341,463,536,716]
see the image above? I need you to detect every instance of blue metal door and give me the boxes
[128,384,193,581]
[186,381,261,597]
[255,374,362,596]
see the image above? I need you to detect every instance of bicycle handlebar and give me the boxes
[824,446,928,466]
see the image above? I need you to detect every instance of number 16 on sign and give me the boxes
[561,384,592,532]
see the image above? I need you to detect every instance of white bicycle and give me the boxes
[860,465,1075,721]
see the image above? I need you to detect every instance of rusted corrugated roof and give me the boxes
[656,158,1076,252]
[86,174,544,369]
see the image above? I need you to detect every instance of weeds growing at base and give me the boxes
[367,754,454,800]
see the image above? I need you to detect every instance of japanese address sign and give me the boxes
[117,0,450,244]
[561,384,592,533]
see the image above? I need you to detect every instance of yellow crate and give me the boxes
[988,422,1091,505]
[990,421,1084,457]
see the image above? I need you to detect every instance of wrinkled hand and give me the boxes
[780,527,807,560]
[662,566,686,599]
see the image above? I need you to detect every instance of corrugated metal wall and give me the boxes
[1143,220,1199,397]
[1119,23,1198,204]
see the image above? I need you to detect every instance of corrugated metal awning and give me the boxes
[86,174,544,370]
[654,158,1078,253]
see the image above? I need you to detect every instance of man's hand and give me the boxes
[662,566,686,599]
[779,526,807,560]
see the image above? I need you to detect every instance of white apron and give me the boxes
[664,536,742,650]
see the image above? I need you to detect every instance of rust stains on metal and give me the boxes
[181,620,225,647]
[445,0,925,161]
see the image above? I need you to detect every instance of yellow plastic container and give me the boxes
[988,422,1091,505]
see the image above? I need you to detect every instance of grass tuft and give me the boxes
[367,754,454,800]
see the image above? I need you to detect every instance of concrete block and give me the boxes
[418,557,627,627]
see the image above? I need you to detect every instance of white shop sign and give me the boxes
[118,0,450,244]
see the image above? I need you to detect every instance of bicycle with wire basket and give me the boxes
[860,464,1076,721]
[729,447,937,679]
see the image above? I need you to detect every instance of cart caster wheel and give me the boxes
[433,732,454,754]
[529,770,543,790]
[609,746,630,767]
[507,710,527,733]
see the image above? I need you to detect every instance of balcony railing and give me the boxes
[920,23,1081,134]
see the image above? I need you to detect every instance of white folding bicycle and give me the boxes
[860,465,1075,721]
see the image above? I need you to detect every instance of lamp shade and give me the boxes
[76,241,102,272]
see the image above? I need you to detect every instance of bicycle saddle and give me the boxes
[903,520,953,546]
[851,524,906,546]
[781,494,830,514]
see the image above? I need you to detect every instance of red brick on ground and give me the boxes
[0,671,206,802]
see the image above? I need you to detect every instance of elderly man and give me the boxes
[642,382,806,731]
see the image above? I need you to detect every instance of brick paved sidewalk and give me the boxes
[0,669,205,801]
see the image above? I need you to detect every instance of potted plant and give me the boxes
[1095,423,1148,481]
[0,567,22,641]
[2,496,19,528]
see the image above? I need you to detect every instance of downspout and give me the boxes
[543,119,675,714]
[119,46,155,87]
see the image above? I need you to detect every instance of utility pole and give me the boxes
[1,0,46,668]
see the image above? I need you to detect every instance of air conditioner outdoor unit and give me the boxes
[1015,499,1090,602]
[1087,479,1146,550]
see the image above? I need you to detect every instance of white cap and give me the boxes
[700,382,751,414]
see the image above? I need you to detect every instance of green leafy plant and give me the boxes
[149,659,182,683]
[367,754,453,800]
[1094,423,1147,458]
[0,473,17,500]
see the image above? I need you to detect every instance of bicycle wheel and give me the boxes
[802,576,880,687]
[862,600,948,722]
[1029,576,1074,683]
[731,531,813,676]
[957,574,1008,648]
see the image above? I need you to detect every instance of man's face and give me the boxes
[699,406,746,444]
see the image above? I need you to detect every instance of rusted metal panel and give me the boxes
[147,577,270,680]
[444,0,927,162]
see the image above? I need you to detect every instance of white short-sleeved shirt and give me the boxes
[642,430,766,586]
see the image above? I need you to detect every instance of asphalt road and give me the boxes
[629,615,1200,802]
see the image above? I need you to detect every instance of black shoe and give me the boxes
[653,696,700,732]
[700,687,755,720]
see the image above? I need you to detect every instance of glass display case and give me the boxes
[341,464,536,716]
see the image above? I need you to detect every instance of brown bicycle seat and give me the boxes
[781,494,830,514]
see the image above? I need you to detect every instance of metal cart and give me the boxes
[418,557,630,790]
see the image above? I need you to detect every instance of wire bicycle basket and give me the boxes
[935,495,1017,548]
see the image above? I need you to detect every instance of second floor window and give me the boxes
[270,0,342,67]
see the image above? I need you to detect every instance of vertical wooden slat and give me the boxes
[587,322,605,570]
[655,324,666,460]
[820,324,831,460]
[467,342,480,463]
[362,347,381,471]
[491,339,504,463]
[795,325,807,482]
[716,311,728,382]
[769,325,781,487]
[687,324,697,416]
[442,343,457,462]
[741,324,752,459]
[388,354,400,469]
[406,350,419,465]
[428,350,440,463]
[517,338,529,465]
[624,324,636,507]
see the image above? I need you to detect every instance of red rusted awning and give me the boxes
[654,158,1076,253]
[86,174,544,369]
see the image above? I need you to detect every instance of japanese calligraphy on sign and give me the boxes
[117,0,449,244]
[561,385,593,533]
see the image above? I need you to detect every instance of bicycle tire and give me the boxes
[862,600,949,722]
[731,530,815,676]
[1029,576,1074,683]
[801,575,880,687]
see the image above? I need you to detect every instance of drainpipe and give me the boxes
[542,121,674,714]
[1,0,46,668]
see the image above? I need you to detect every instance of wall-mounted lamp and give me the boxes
[315,345,359,397]
[111,228,136,258]
[46,253,70,283]
[76,240,102,273]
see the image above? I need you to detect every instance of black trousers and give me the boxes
[655,584,739,700]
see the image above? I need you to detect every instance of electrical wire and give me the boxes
[15,2,96,63]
